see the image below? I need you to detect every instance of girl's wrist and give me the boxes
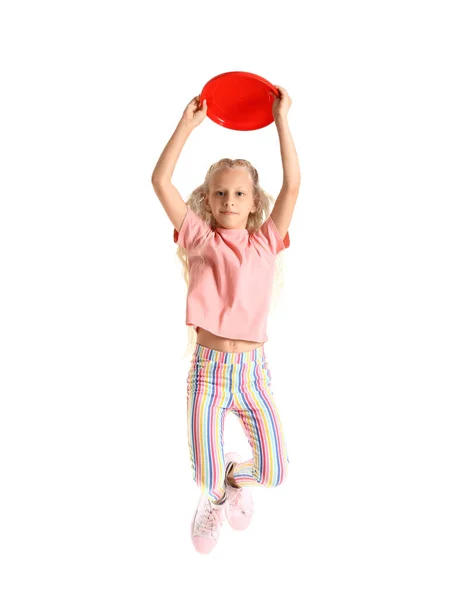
[178,118,196,133]
[274,114,289,126]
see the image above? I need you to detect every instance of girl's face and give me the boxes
[206,168,257,229]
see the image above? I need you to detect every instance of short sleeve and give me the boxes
[173,206,212,250]
[252,215,290,254]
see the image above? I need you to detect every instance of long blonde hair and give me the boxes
[175,158,286,359]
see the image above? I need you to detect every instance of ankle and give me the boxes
[226,463,239,488]
[211,493,227,506]
[226,470,241,489]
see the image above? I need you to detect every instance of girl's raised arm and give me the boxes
[151,96,207,233]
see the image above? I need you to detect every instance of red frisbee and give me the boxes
[200,71,280,131]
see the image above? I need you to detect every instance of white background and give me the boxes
[1,0,458,598]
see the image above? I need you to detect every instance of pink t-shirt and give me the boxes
[173,206,290,343]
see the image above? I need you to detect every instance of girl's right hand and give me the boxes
[180,95,207,129]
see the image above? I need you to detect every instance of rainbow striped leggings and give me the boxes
[186,343,290,503]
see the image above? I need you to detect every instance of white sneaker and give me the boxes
[224,453,254,531]
[190,493,226,554]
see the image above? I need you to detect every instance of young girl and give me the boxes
[151,86,300,554]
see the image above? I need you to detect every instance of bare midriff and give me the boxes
[196,326,264,353]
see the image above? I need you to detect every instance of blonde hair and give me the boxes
[175,158,286,359]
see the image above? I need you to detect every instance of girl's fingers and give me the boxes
[275,85,288,96]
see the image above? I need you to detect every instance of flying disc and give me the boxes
[200,71,280,131]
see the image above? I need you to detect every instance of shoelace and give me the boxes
[227,486,245,511]
[197,501,223,532]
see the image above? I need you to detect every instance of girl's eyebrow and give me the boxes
[214,186,247,190]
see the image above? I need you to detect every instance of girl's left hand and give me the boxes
[270,85,292,122]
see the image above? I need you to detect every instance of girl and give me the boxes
[151,86,301,554]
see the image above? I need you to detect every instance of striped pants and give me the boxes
[186,343,290,503]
